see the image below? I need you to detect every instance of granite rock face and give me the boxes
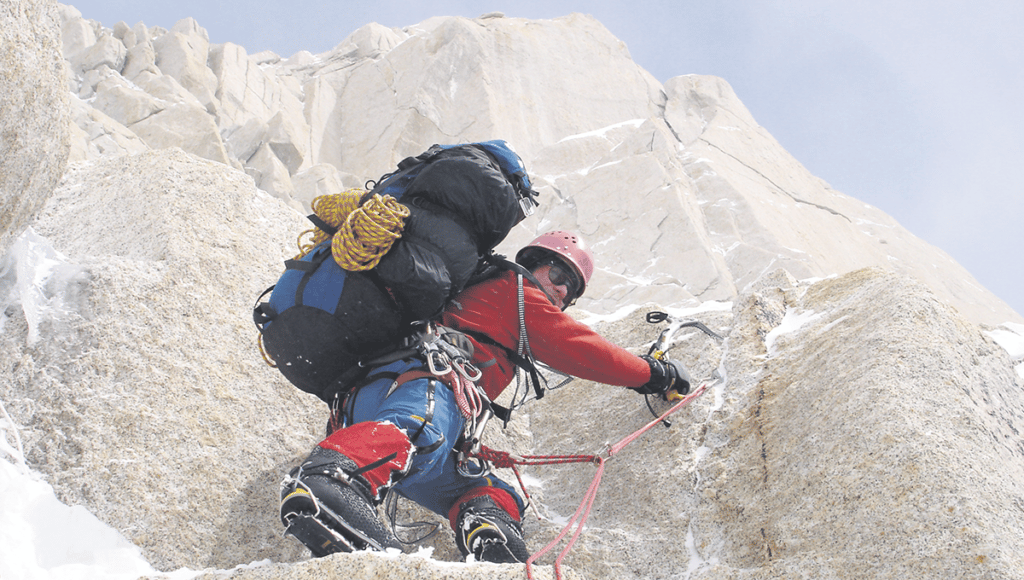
[176,550,578,580]
[0,151,322,570]
[56,7,1020,327]
[0,0,70,257]
[3,4,1024,580]
[525,268,1024,579]
[4,154,1023,579]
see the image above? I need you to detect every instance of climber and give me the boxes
[280,231,692,563]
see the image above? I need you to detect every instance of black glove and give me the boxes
[636,355,692,398]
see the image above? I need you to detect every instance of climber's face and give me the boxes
[532,259,581,310]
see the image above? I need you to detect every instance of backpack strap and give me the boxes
[459,328,541,428]
[252,245,335,333]
[512,268,543,403]
[475,253,559,307]
[366,146,445,198]
[462,253,558,410]
[460,329,542,389]
[306,213,338,236]
[252,285,276,331]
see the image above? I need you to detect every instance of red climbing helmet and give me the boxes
[515,231,594,300]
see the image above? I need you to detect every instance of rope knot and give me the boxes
[477,447,517,469]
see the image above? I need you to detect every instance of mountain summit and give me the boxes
[1,2,1022,579]
[57,5,1022,327]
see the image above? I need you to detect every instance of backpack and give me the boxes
[253,140,539,402]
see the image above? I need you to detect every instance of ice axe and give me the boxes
[644,311,724,423]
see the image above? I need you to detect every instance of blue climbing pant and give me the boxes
[340,359,524,518]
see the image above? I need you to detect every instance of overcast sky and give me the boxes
[66,0,1023,319]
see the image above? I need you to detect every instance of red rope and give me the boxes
[472,383,708,580]
[475,447,600,468]
[473,447,601,520]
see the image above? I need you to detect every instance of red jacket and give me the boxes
[441,270,651,399]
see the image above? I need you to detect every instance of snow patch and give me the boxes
[519,472,543,489]
[713,242,741,256]
[986,322,1024,359]
[693,446,711,484]
[595,266,658,287]
[764,308,824,356]
[557,118,646,143]
[683,521,719,578]
[855,218,895,229]
[578,300,732,329]
[661,301,733,318]
[578,303,643,327]
[817,315,850,335]
[0,400,158,580]
[709,337,730,414]
[577,158,624,176]
[799,273,838,286]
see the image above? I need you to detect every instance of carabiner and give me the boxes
[456,457,493,479]
[426,350,451,375]
[454,359,482,382]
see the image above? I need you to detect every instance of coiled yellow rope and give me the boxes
[333,193,411,270]
[296,189,411,271]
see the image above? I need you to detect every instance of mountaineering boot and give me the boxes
[454,494,530,563]
[280,446,401,556]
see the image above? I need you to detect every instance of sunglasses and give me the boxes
[542,259,582,302]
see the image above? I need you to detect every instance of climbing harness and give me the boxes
[405,323,498,478]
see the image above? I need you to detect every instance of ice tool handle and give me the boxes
[644,311,724,421]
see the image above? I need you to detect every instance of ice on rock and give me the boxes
[0,228,89,345]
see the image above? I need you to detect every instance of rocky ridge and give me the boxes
[55,4,1021,327]
[1,2,1023,579]
[0,0,69,257]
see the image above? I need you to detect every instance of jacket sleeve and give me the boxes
[521,283,651,388]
